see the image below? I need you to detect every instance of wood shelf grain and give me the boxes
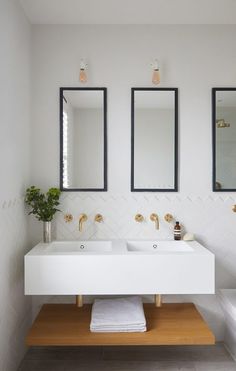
[26,303,215,346]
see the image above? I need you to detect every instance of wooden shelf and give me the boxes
[26,303,215,346]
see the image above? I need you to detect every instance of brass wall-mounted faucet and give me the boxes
[150,213,159,230]
[79,214,88,232]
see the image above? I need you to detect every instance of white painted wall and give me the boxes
[0,0,31,370]
[30,25,236,340]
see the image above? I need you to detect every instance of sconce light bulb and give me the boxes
[151,60,160,85]
[152,69,160,85]
[79,68,87,83]
[79,59,87,83]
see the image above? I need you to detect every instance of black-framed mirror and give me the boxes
[212,88,236,191]
[131,88,178,192]
[60,87,107,192]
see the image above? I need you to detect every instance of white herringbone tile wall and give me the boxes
[0,199,31,371]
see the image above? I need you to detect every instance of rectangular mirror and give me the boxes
[212,88,236,191]
[131,88,178,192]
[60,87,107,191]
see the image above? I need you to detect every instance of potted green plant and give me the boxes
[25,186,61,243]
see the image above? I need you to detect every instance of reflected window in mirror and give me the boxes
[212,88,236,191]
[131,88,178,192]
[60,88,107,191]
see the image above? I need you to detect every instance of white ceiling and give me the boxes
[19,0,236,25]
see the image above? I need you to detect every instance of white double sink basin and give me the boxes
[25,240,215,295]
[43,240,193,253]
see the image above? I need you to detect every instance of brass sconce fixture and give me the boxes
[216,119,230,128]
[79,59,88,83]
[151,59,160,85]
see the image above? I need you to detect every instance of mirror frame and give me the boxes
[131,87,178,192]
[212,87,236,192]
[59,87,107,192]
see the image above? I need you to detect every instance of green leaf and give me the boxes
[25,186,61,222]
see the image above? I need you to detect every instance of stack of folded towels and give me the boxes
[90,296,147,333]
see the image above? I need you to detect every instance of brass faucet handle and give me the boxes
[164,213,173,223]
[64,213,73,223]
[135,214,144,222]
[94,213,103,223]
[233,205,236,213]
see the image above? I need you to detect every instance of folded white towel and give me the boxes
[90,296,146,333]
[90,325,146,333]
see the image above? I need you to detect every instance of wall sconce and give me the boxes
[79,59,88,83]
[151,59,160,85]
[216,119,230,128]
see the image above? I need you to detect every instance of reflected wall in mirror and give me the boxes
[212,88,236,191]
[131,88,178,192]
[60,88,107,191]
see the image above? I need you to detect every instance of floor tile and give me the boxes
[62,360,100,371]
[18,343,235,371]
[19,359,66,371]
[186,344,233,362]
[195,361,236,371]
[102,344,232,362]
[102,346,188,361]
[63,360,196,371]
[26,346,103,361]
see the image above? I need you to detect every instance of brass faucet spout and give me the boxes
[79,214,88,232]
[150,213,159,230]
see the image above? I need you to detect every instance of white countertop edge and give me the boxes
[25,240,213,257]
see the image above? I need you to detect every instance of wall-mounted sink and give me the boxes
[25,239,214,296]
[127,240,194,253]
[46,240,112,253]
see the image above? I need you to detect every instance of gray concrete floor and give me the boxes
[18,343,236,371]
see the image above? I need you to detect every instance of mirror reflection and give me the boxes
[213,89,236,191]
[60,88,107,191]
[131,88,178,191]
